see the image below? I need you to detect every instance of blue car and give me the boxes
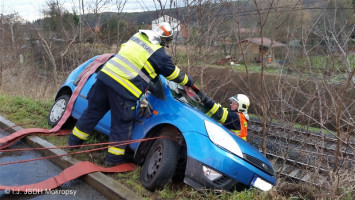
[48,55,276,192]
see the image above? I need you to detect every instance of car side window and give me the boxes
[167,80,209,113]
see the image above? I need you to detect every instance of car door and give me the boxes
[72,66,112,135]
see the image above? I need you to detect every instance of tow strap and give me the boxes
[0,53,137,192]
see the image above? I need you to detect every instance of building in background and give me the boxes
[236,37,285,64]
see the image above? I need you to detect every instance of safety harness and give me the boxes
[0,54,138,192]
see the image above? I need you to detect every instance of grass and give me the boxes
[187,54,355,84]
[0,93,277,199]
[0,41,353,199]
[0,93,52,128]
[0,92,352,199]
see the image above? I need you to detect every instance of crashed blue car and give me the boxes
[48,55,276,192]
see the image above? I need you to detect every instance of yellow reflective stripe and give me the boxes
[231,129,246,140]
[231,131,247,141]
[206,103,220,117]
[107,59,134,79]
[108,56,151,83]
[179,74,188,85]
[110,56,138,77]
[116,54,151,83]
[166,67,180,80]
[102,68,142,98]
[72,126,89,140]
[218,108,228,124]
[144,61,157,78]
[231,129,240,135]
[108,146,125,155]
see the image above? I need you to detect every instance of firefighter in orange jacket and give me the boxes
[196,92,250,141]
[68,22,199,166]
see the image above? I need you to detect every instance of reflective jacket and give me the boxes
[230,113,248,141]
[202,97,248,141]
[97,32,193,101]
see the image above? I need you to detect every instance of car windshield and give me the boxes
[166,81,209,114]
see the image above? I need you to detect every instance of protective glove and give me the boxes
[191,83,200,92]
[184,86,200,102]
[138,99,153,118]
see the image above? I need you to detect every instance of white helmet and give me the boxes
[152,22,173,47]
[229,94,250,114]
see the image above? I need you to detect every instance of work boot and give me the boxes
[68,133,85,147]
[103,155,126,167]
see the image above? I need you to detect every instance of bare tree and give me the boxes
[250,0,302,154]
[114,0,128,52]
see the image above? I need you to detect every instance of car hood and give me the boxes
[180,103,273,169]
[157,79,272,167]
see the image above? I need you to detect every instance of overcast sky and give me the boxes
[0,0,161,22]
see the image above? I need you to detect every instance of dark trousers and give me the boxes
[69,80,137,163]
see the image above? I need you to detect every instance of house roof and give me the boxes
[242,37,285,47]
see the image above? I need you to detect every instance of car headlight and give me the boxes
[204,120,243,158]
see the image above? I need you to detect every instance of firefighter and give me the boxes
[68,22,199,166]
[196,91,250,141]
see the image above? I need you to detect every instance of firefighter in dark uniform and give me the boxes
[196,91,250,141]
[68,22,199,166]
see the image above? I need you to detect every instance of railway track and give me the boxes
[247,119,354,186]
[249,133,354,168]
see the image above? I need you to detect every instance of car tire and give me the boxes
[172,146,187,182]
[140,138,179,191]
[48,94,75,128]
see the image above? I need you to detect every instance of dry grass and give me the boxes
[1,65,61,100]
[1,54,353,200]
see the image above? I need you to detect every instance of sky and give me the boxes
[0,0,161,22]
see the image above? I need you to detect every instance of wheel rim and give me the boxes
[50,99,67,122]
[146,145,163,180]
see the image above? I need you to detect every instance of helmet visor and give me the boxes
[228,95,238,103]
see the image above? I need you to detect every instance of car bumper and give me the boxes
[183,133,276,191]
[184,156,241,191]
[184,156,275,192]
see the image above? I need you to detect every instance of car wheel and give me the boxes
[48,94,75,128]
[172,146,187,182]
[140,138,179,191]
